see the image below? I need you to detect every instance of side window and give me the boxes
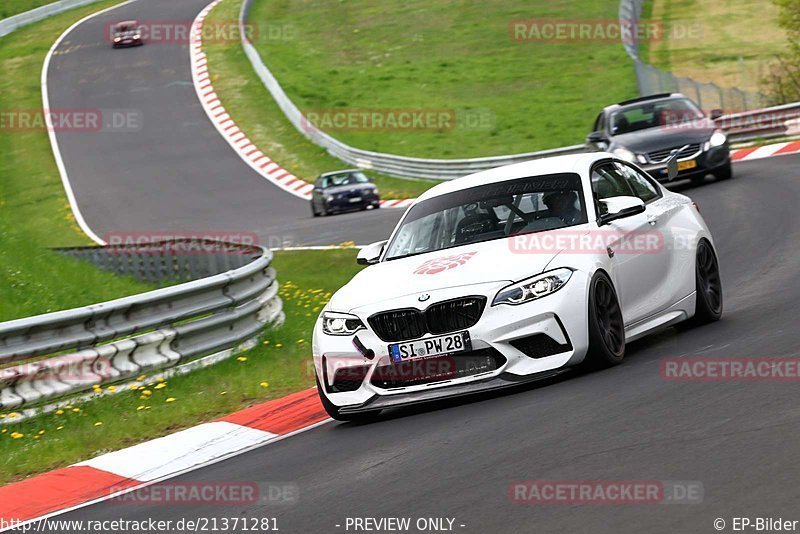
[592,163,635,200]
[615,163,660,203]
[592,113,605,132]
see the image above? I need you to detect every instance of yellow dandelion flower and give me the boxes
[154,383,166,389]
[136,375,146,382]
[297,339,305,344]
[259,381,269,388]
[107,386,117,393]
[165,397,176,403]
[71,408,80,413]
[142,390,152,396]
[136,406,146,411]
[275,343,283,348]
[262,340,270,345]
[1,429,6,433]
[55,409,64,415]
[219,391,227,395]
[8,413,19,419]
[11,432,24,439]
[94,422,103,427]
[157,377,165,383]
[237,356,248,362]
[56,426,64,430]
[38,430,45,435]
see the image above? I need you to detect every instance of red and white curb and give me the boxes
[0,389,329,526]
[730,140,800,162]
[188,1,415,210]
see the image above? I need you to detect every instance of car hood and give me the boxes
[612,123,714,153]
[329,236,571,312]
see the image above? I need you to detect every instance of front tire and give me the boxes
[582,272,625,369]
[315,379,381,422]
[688,239,723,325]
[714,162,732,181]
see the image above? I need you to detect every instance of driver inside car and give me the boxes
[543,190,582,226]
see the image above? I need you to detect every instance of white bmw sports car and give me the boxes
[312,152,722,420]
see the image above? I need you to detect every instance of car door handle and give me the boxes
[647,215,658,226]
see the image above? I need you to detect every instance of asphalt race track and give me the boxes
[47,1,800,533]
[47,0,403,247]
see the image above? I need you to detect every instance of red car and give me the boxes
[112,20,143,48]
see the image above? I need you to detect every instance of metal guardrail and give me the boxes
[240,0,797,181]
[0,242,284,410]
[0,0,106,39]
[619,0,767,111]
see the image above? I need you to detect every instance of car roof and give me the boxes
[115,20,138,27]
[319,169,365,178]
[414,152,610,203]
[602,93,686,114]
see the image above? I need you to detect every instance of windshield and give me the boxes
[610,98,704,135]
[325,172,370,187]
[384,173,588,260]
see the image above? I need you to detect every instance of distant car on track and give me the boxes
[587,93,731,184]
[310,170,380,217]
[111,20,143,48]
[312,152,722,420]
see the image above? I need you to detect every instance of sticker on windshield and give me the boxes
[414,251,477,275]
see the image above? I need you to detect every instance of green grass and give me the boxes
[203,0,437,200]
[244,0,637,158]
[645,0,786,96]
[0,249,364,485]
[0,0,57,19]
[0,0,162,321]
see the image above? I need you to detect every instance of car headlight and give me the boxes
[133,34,141,39]
[709,130,727,147]
[492,268,573,306]
[321,311,365,336]
[612,147,636,163]
[372,187,379,195]
[114,37,121,42]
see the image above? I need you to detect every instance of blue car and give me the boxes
[311,170,380,217]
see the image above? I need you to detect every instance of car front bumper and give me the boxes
[641,145,730,182]
[312,272,591,410]
[327,193,380,211]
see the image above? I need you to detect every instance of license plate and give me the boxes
[348,197,362,203]
[677,159,697,171]
[389,331,471,363]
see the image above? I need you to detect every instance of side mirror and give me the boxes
[709,109,724,120]
[666,144,690,181]
[598,196,645,225]
[356,240,387,265]
[586,131,606,144]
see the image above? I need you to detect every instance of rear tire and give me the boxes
[582,272,625,369]
[688,239,723,325]
[316,378,381,422]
